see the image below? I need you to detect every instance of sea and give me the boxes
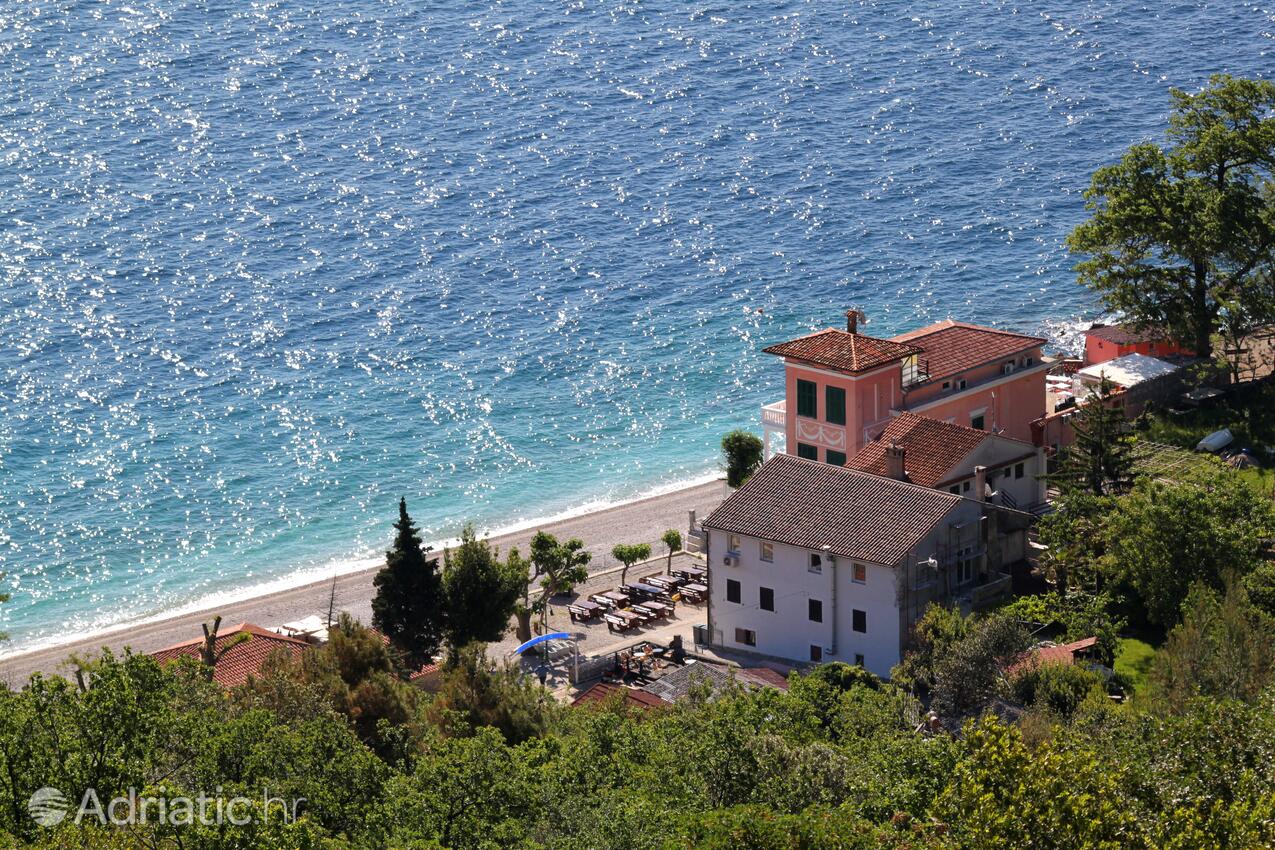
[0,0,1270,654]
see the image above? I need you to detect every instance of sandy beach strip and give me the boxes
[0,479,729,685]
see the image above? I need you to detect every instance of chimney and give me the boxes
[884,442,906,481]
[974,465,988,502]
[846,309,864,334]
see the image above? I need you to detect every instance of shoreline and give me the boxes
[0,476,728,684]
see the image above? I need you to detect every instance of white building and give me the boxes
[702,453,1032,679]
[847,411,1047,511]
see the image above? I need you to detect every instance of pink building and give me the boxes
[761,311,1048,463]
[1083,324,1192,366]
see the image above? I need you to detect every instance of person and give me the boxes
[535,660,551,687]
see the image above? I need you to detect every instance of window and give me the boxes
[825,386,846,425]
[808,553,823,574]
[957,378,967,390]
[970,412,985,431]
[962,480,971,493]
[852,563,866,584]
[760,587,774,611]
[796,442,818,460]
[941,380,951,390]
[957,547,977,584]
[728,534,741,553]
[826,449,846,466]
[1014,462,1024,479]
[854,653,865,667]
[735,628,756,647]
[852,609,867,633]
[950,485,960,495]
[808,599,823,623]
[1025,356,1035,367]
[726,579,741,604]
[810,645,823,662]
[797,379,817,418]
[760,541,774,562]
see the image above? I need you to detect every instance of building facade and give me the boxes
[761,313,1049,462]
[702,454,1032,678]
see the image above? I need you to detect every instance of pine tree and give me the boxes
[441,525,524,653]
[1055,378,1134,496]
[372,498,445,669]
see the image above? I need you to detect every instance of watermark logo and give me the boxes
[27,788,69,827]
[26,787,303,829]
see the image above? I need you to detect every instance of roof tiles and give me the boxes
[892,320,1045,383]
[704,454,961,566]
[150,623,310,689]
[847,412,991,488]
[763,328,921,374]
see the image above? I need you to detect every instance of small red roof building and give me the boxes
[1008,637,1100,677]
[571,681,667,710]
[150,623,310,688]
[1084,324,1191,367]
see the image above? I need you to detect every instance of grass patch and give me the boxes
[1114,637,1157,696]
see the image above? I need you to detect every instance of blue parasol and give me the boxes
[512,632,573,655]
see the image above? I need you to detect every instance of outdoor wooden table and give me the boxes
[568,600,602,622]
[590,590,630,610]
[603,610,641,633]
[679,582,707,603]
[642,574,684,592]
[672,565,707,581]
[630,582,667,600]
[637,601,672,620]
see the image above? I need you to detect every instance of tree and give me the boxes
[1067,74,1275,361]
[196,615,250,681]
[1099,469,1275,628]
[372,498,446,669]
[611,542,652,587]
[1052,378,1134,496]
[661,529,682,572]
[442,525,524,652]
[1150,581,1275,712]
[722,429,764,488]
[931,614,1030,717]
[527,531,591,633]
[891,603,971,695]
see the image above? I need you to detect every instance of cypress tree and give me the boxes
[1054,378,1134,496]
[372,498,445,670]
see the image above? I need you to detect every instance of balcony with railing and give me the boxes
[761,399,786,428]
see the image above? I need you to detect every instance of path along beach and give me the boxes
[0,480,728,684]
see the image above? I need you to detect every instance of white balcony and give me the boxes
[761,399,786,459]
[761,399,786,428]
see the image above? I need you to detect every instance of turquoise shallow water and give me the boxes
[0,0,1271,651]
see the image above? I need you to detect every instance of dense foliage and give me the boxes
[4,629,1275,850]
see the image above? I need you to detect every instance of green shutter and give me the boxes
[825,386,846,425]
[797,379,817,418]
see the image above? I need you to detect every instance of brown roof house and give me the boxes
[847,412,1046,511]
[151,622,310,688]
[701,454,1033,678]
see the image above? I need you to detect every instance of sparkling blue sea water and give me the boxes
[0,1,1270,652]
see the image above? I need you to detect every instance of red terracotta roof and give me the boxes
[891,320,1046,383]
[704,454,961,566]
[571,681,666,710]
[763,328,921,374]
[1009,637,1100,676]
[848,412,990,488]
[150,623,310,688]
[737,667,791,691]
[1085,324,1173,345]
